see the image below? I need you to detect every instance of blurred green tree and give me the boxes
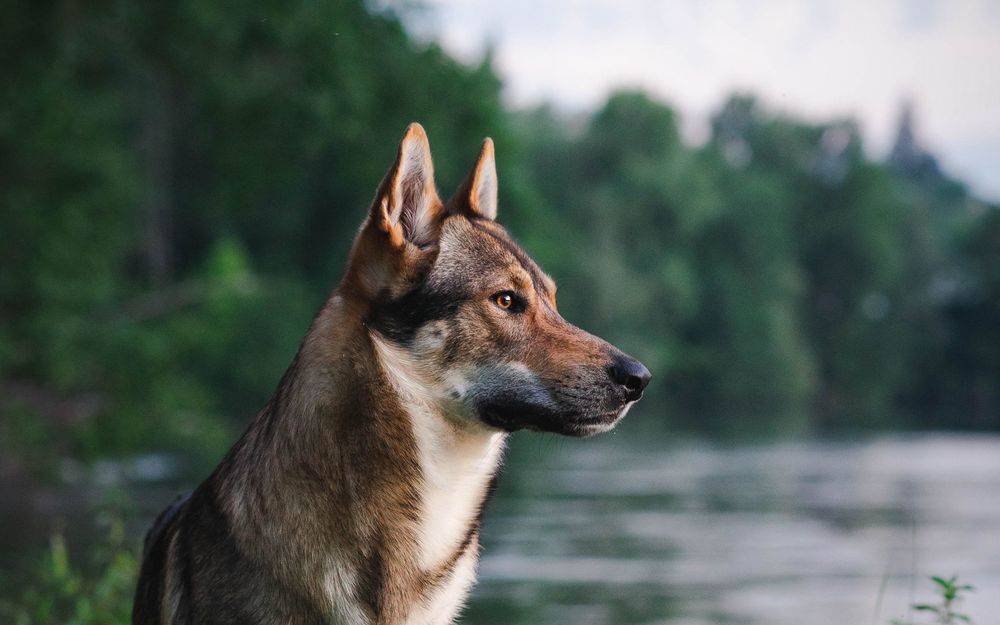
[2,1,998,473]
[0,0,516,468]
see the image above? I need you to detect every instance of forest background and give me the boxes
[1,2,998,622]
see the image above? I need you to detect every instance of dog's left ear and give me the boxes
[448,138,497,220]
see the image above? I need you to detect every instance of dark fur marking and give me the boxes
[177,510,195,624]
[367,284,465,345]
[358,544,387,619]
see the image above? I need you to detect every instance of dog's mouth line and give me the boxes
[478,403,629,430]
[479,405,575,427]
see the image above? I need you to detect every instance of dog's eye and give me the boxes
[492,291,524,313]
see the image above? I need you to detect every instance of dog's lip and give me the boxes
[476,378,643,431]
[571,421,616,436]
[561,411,626,437]
[576,400,639,432]
[478,405,522,431]
[577,404,633,431]
[478,401,632,437]
[478,402,577,432]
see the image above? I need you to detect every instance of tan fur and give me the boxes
[132,124,648,625]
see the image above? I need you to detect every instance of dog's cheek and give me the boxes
[454,307,503,359]
[411,315,483,373]
[412,320,449,361]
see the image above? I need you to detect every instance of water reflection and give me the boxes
[465,434,1000,625]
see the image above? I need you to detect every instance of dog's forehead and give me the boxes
[434,216,556,295]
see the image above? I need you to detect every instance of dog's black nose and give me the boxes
[609,356,651,401]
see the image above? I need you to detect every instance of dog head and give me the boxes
[343,124,650,437]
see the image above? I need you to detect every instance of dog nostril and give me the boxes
[624,374,644,392]
[609,357,651,399]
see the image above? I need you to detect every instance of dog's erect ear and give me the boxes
[371,123,444,247]
[448,138,497,221]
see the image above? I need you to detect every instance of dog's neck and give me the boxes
[369,332,506,568]
[213,293,505,623]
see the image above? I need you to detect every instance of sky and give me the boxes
[410,0,1000,201]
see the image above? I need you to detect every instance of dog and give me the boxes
[132,124,650,625]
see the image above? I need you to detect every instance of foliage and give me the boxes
[0,517,137,625]
[892,575,975,625]
[2,3,997,623]
[1,0,998,477]
[515,93,996,435]
[0,0,511,472]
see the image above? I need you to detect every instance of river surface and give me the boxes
[464,433,1000,625]
[2,433,999,624]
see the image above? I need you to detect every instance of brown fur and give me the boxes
[133,124,649,625]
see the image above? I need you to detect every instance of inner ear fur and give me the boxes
[448,137,497,221]
[371,123,445,248]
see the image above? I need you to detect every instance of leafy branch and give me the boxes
[893,575,975,625]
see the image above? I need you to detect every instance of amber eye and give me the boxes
[491,291,525,313]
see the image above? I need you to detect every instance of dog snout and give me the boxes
[608,355,651,401]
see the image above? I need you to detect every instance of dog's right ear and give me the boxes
[370,123,444,248]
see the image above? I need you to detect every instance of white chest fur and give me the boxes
[372,335,505,624]
[410,413,504,569]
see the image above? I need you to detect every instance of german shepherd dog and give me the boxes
[133,124,650,625]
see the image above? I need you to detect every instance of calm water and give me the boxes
[465,434,1000,625]
[3,433,999,624]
